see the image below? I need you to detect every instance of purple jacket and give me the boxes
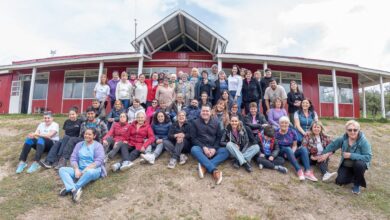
[108,79,120,100]
[70,141,107,177]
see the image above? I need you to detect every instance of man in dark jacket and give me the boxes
[184,99,201,122]
[191,105,229,185]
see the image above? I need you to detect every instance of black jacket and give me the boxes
[220,124,249,151]
[168,121,191,144]
[190,117,222,149]
[260,76,273,99]
[244,113,268,133]
[213,79,229,105]
[257,133,280,158]
[242,79,262,103]
[287,91,304,114]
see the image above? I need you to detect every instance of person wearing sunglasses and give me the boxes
[318,120,372,194]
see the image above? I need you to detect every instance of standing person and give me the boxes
[191,105,229,185]
[16,112,59,174]
[319,120,372,194]
[106,100,125,130]
[264,78,287,115]
[228,65,243,113]
[189,67,200,87]
[267,97,288,129]
[242,70,262,114]
[108,71,120,109]
[198,92,212,108]
[255,125,288,174]
[129,72,138,86]
[302,121,337,182]
[111,112,155,171]
[287,81,304,125]
[221,116,260,173]
[141,112,172,164]
[155,77,175,107]
[169,73,177,90]
[209,64,219,82]
[213,70,229,105]
[127,98,145,124]
[115,71,133,109]
[244,102,268,137]
[94,74,110,109]
[134,74,148,109]
[164,111,191,169]
[175,73,193,105]
[102,112,131,161]
[195,70,215,103]
[275,116,317,181]
[39,109,82,169]
[260,68,273,115]
[58,128,106,203]
[145,72,159,107]
[294,98,318,144]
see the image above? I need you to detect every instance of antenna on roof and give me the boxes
[134,18,138,52]
[50,50,57,57]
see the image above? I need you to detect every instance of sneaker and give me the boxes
[141,153,155,165]
[55,157,67,170]
[297,169,305,181]
[276,165,288,174]
[38,160,53,169]
[27,161,41,173]
[111,162,121,172]
[72,188,82,203]
[59,188,70,197]
[119,161,134,171]
[258,164,264,170]
[197,163,206,179]
[232,160,240,169]
[243,162,253,173]
[352,184,361,195]
[103,155,109,164]
[167,158,177,169]
[179,154,188,165]
[213,170,223,185]
[16,161,27,174]
[322,171,337,182]
[304,170,318,182]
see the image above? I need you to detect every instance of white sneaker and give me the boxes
[111,162,121,172]
[120,161,134,171]
[322,171,337,182]
[179,154,188,165]
[141,153,155,165]
[258,164,264,170]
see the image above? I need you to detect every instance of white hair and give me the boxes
[345,120,360,130]
[279,116,290,124]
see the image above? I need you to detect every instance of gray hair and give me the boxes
[279,116,290,124]
[345,120,360,130]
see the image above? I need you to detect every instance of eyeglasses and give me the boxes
[152,102,157,104]
[347,129,358,132]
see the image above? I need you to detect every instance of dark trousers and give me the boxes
[120,144,141,162]
[105,137,125,159]
[45,135,71,163]
[19,137,54,162]
[261,99,268,120]
[310,158,329,175]
[256,155,285,169]
[163,139,191,160]
[62,137,83,160]
[110,99,116,110]
[336,160,367,187]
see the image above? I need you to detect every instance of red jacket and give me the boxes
[128,121,155,150]
[145,79,159,102]
[103,122,131,143]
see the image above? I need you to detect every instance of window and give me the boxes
[318,75,353,104]
[33,73,49,100]
[271,71,302,93]
[63,70,100,99]
[11,81,21,96]
[126,67,177,78]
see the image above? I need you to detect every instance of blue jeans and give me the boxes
[120,99,130,109]
[191,146,230,173]
[229,91,242,113]
[59,167,101,191]
[279,146,310,172]
[226,143,260,165]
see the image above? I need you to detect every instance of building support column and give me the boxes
[27,67,37,114]
[98,61,104,83]
[332,68,339,118]
[263,62,268,71]
[137,42,144,76]
[217,42,222,71]
[380,75,386,118]
[362,86,367,118]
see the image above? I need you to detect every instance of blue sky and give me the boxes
[1,0,390,72]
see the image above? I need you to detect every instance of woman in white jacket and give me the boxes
[228,65,243,113]
[115,71,133,109]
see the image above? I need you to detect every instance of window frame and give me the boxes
[32,73,50,100]
[62,69,103,100]
[318,74,354,104]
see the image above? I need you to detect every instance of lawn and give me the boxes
[0,115,389,220]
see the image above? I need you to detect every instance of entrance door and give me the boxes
[21,81,31,114]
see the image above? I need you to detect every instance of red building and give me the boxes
[0,10,389,118]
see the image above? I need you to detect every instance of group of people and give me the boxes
[15,65,372,203]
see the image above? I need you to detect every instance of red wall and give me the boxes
[32,100,46,113]
[47,70,64,113]
[0,74,12,114]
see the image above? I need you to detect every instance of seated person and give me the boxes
[146,99,159,124]
[127,98,145,123]
[198,92,212,108]
[168,93,186,121]
[211,100,230,130]
[58,128,106,203]
[294,98,318,144]
[91,99,106,122]
[184,99,201,122]
[267,97,287,129]
[244,102,268,137]
[229,103,243,122]
[106,100,125,130]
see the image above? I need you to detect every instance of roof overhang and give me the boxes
[0,53,143,72]
[132,10,228,56]
[217,53,390,88]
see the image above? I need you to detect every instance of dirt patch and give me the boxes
[0,128,22,137]
[0,162,11,182]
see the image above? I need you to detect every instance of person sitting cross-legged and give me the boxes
[190,105,230,185]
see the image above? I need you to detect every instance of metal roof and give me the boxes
[131,10,228,56]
